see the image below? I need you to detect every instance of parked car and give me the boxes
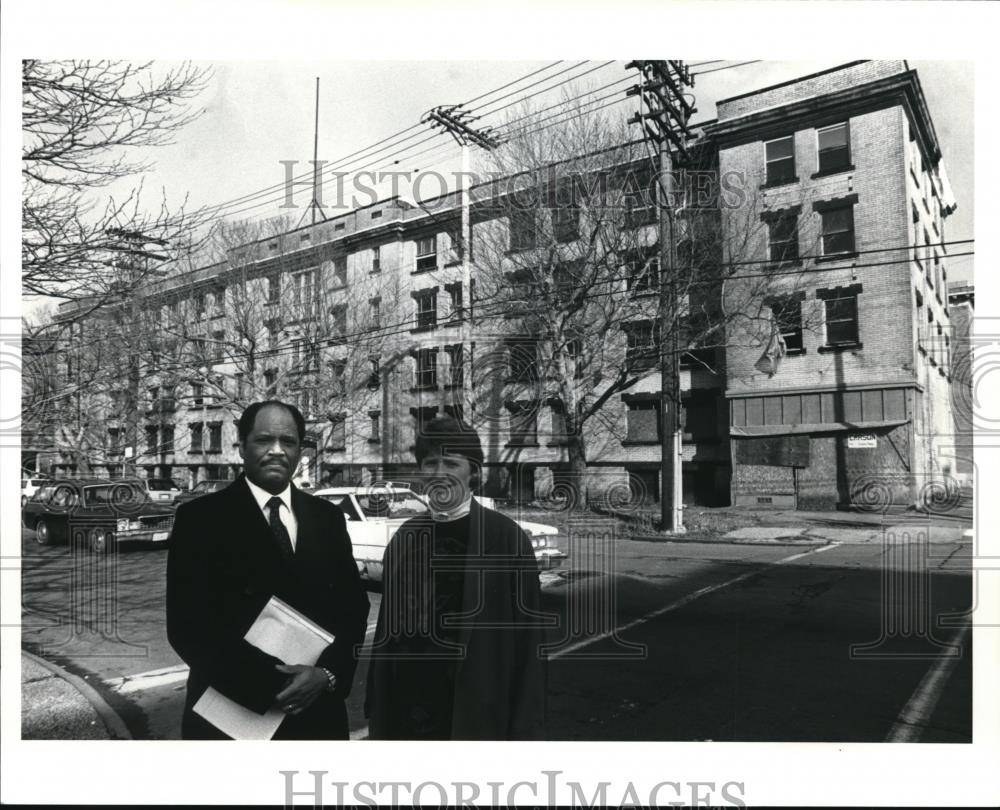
[314,485,566,582]
[137,477,183,504]
[174,479,232,506]
[21,479,176,553]
[21,476,49,507]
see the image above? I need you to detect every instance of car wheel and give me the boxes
[35,519,51,545]
[89,528,114,554]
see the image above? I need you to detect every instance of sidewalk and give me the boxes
[21,650,131,740]
[632,504,973,546]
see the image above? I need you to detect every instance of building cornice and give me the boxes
[704,70,943,167]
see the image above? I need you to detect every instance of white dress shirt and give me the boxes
[245,477,299,550]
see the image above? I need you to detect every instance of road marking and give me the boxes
[550,542,843,660]
[885,624,971,743]
[105,664,190,694]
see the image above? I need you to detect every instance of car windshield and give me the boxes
[148,479,179,491]
[319,494,363,522]
[356,491,429,519]
[194,481,221,492]
[83,484,145,507]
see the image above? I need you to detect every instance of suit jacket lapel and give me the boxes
[290,486,321,569]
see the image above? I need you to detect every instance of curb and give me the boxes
[22,650,133,740]
[631,533,828,546]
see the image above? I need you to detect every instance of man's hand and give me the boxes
[275,664,329,716]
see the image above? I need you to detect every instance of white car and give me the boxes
[314,485,566,582]
[21,476,49,507]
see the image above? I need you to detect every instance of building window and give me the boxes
[367,357,380,390]
[190,422,204,453]
[509,210,538,251]
[507,403,539,447]
[765,135,796,186]
[416,236,437,272]
[212,330,225,362]
[820,206,855,255]
[371,245,381,273]
[297,389,313,419]
[912,202,920,226]
[553,202,580,243]
[624,249,660,294]
[208,422,223,454]
[293,270,316,317]
[820,287,861,347]
[413,288,438,330]
[329,415,346,451]
[768,214,799,264]
[415,348,438,390]
[924,229,933,286]
[191,382,203,407]
[267,276,280,305]
[264,369,277,397]
[266,320,280,351]
[448,227,465,262]
[817,122,850,175]
[162,425,175,454]
[768,295,804,353]
[506,339,539,383]
[108,427,121,454]
[333,255,348,287]
[445,282,463,321]
[623,173,657,228]
[624,321,659,371]
[369,411,381,443]
[445,343,464,388]
[369,296,381,329]
[625,399,660,444]
[193,292,206,320]
[145,425,159,454]
[329,359,347,396]
[331,304,348,339]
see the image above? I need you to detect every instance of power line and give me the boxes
[690,60,763,76]
[460,60,566,106]
[472,61,622,120]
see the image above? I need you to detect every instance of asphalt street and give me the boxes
[19,521,971,742]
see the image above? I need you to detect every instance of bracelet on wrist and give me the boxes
[321,667,337,693]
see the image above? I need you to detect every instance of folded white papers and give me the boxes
[193,596,335,739]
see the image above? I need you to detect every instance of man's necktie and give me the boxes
[266,496,295,562]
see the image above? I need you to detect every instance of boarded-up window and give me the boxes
[626,400,660,443]
[734,436,810,467]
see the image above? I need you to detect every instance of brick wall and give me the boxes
[718,61,909,121]
[723,105,916,395]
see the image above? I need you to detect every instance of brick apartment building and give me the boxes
[707,60,960,509]
[45,60,964,511]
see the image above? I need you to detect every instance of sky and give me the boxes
[78,58,973,292]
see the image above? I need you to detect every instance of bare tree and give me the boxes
[22,59,212,313]
[467,95,821,502]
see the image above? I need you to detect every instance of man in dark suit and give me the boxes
[166,400,370,739]
[365,415,547,739]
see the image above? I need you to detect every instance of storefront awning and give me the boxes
[730,419,909,438]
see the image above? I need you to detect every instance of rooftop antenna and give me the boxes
[298,77,327,228]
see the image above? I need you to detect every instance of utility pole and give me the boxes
[421,105,504,416]
[626,60,695,532]
[106,228,168,480]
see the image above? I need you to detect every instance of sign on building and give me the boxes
[847,433,878,449]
